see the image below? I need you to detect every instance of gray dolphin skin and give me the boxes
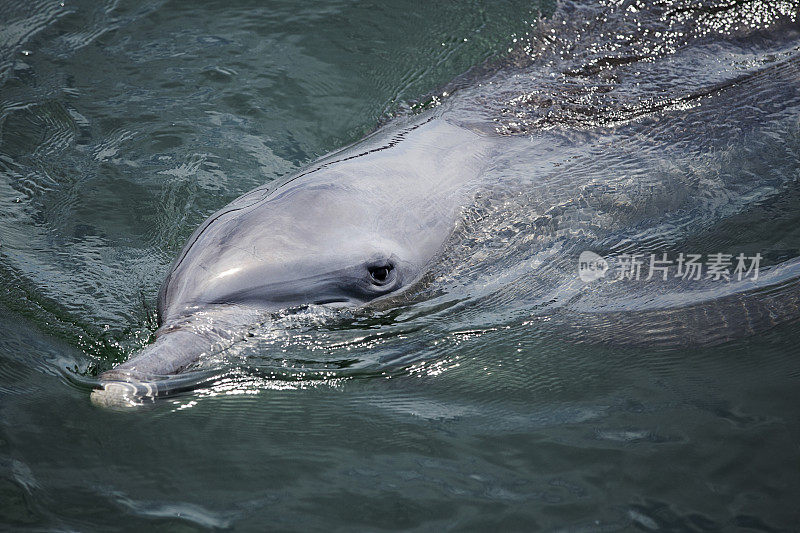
[92,117,497,405]
[92,1,800,407]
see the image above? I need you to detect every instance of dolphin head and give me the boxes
[92,117,488,407]
[159,173,450,323]
[93,167,459,407]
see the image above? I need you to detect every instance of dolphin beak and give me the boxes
[91,376,159,409]
[90,307,263,408]
[90,326,217,409]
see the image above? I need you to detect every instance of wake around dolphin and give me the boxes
[92,1,800,407]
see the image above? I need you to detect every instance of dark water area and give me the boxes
[2,0,800,530]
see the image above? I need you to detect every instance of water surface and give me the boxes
[2,0,800,530]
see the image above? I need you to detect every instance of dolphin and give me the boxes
[92,1,800,407]
[91,115,499,406]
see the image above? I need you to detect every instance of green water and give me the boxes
[2,0,800,530]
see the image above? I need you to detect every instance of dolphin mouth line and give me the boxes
[313,298,352,305]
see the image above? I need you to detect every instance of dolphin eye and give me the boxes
[368,264,394,285]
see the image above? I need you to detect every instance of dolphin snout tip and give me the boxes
[90,379,157,410]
